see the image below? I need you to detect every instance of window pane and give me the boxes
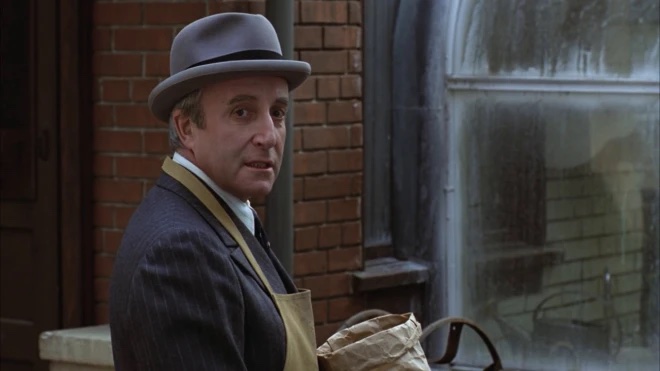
[454,92,659,370]
[455,0,659,79]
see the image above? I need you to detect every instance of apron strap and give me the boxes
[162,156,276,296]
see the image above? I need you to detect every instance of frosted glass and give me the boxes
[456,0,660,79]
[452,91,659,370]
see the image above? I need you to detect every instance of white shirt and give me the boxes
[172,152,255,235]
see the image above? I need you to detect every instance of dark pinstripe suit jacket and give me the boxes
[109,172,297,371]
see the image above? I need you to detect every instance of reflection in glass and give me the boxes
[455,94,659,370]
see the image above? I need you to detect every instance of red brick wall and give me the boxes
[91,0,364,344]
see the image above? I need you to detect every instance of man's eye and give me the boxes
[234,108,249,118]
[272,109,286,119]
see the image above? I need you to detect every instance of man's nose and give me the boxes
[253,114,278,148]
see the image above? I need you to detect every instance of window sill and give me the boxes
[39,324,113,369]
[352,257,430,292]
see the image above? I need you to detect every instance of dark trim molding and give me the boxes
[60,0,93,328]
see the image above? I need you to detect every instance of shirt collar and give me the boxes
[172,152,255,235]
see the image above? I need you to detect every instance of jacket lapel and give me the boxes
[156,173,270,294]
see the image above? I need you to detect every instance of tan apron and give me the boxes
[162,157,318,371]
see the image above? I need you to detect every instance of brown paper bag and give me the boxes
[317,312,431,371]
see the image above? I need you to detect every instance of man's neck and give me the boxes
[172,151,255,235]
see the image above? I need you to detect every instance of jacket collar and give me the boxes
[155,172,274,294]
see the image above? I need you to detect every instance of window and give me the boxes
[447,0,659,369]
[363,0,395,252]
[364,0,659,369]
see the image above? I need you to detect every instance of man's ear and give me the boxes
[172,109,195,149]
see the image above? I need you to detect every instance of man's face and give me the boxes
[183,76,289,201]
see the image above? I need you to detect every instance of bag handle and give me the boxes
[420,317,503,371]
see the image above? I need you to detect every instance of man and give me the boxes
[109,13,317,371]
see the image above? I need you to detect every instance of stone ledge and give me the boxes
[352,257,430,292]
[39,325,113,368]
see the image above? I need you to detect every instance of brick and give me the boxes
[94,278,110,302]
[350,174,361,195]
[300,1,347,24]
[328,101,361,123]
[93,179,143,203]
[94,130,142,153]
[144,3,206,25]
[328,246,361,272]
[348,1,362,24]
[145,53,170,77]
[93,204,114,228]
[304,174,353,199]
[294,26,322,49]
[350,124,362,147]
[294,200,327,226]
[295,226,319,251]
[318,224,341,248]
[341,221,361,245]
[103,230,125,254]
[93,29,112,51]
[340,75,361,98]
[294,151,327,176]
[209,1,252,14]
[294,102,326,125]
[93,54,142,76]
[304,273,351,299]
[115,206,137,228]
[92,80,102,102]
[116,105,163,127]
[132,79,160,102]
[582,216,605,237]
[144,130,170,154]
[94,253,115,278]
[294,250,327,276]
[313,300,328,324]
[93,155,114,177]
[294,177,304,201]
[348,50,362,72]
[293,128,302,150]
[328,149,362,173]
[93,3,141,26]
[303,127,350,150]
[93,105,114,127]
[317,76,340,99]
[249,1,266,15]
[293,76,316,101]
[94,229,104,252]
[115,28,173,51]
[294,1,299,23]
[328,296,364,322]
[300,51,347,74]
[115,156,163,178]
[101,80,131,102]
[328,198,360,221]
[95,303,109,325]
[324,26,361,49]
[546,220,581,241]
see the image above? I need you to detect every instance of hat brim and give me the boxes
[149,59,311,122]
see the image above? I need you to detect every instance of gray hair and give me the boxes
[168,89,205,150]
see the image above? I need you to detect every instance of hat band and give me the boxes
[187,50,284,69]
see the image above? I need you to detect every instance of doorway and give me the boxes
[1,0,91,369]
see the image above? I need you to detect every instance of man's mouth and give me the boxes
[246,161,272,169]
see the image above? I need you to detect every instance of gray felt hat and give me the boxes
[148,13,311,122]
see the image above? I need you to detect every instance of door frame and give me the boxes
[59,0,93,328]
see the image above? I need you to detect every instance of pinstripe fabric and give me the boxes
[109,172,296,371]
